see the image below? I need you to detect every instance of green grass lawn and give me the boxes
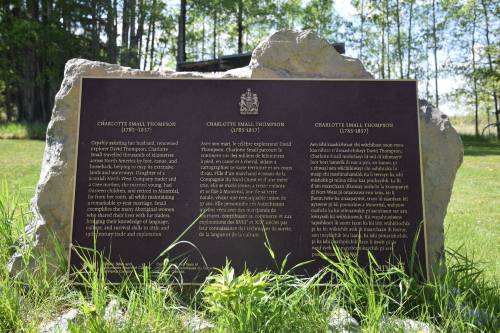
[0,139,45,202]
[445,136,500,282]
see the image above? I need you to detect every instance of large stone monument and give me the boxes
[17,30,463,276]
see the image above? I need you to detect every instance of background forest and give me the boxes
[0,0,498,137]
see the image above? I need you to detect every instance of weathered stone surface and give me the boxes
[418,100,463,273]
[104,299,126,328]
[328,306,360,333]
[380,317,437,333]
[182,315,215,332]
[226,30,372,79]
[21,29,462,276]
[38,308,81,333]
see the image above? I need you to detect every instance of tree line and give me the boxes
[0,0,498,137]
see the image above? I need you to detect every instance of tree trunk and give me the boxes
[425,44,431,101]
[432,0,439,108]
[396,0,403,78]
[90,0,100,60]
[3,3,16,120]
[486,107,491,136]
[27,0,39,20]
[121,0,130,65]
[5,91,14,121]
[158,32,171,67]
[201,17,205,60]
[471,4,479,136]
[237,0,243,53]
[17,65,36,122]
[150,4,156,71]
[177,0,186,63]
[128,0,136,66]
[480,0,499,138]
[138,11,144,66]
[212,10,217,59]
[385,0,391,79]
[60,0,71,31]
[130,0,144,68]
[406,0,414,78]
[359,0,365,61]
[18,0,39,122]
[40,0,52,122]
[144,0,154,70]
[113,0,118,61]
[106,0,118,63]
[380,4,386,79]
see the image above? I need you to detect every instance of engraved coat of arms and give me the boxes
[239,88,259,115]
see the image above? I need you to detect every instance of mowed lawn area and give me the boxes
[0,139,45,202]
[445,137,500,282]
[0,137,499,281]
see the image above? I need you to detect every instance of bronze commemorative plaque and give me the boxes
[70,78,427,283]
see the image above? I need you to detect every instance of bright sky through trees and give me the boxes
[1,0,498,131]
[333,0,459,115]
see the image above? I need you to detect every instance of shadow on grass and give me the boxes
[461,135,500,156]
[0,121,47,140]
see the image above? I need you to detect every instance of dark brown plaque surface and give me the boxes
[71,78,427,283]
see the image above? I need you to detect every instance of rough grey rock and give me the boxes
[418,100,463,273]
[21,29,461,276]
[182,315,215,332]
[329,306,361,333]
[38,308,81,333]
[243,29,373,79]
[380,317,436,333]
[104,299,126,327]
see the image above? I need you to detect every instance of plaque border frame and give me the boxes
[69,77,429,283]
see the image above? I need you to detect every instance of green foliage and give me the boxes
[203,263,270,314]
[0,3,85,122]
[69,248,185,332]
[301,0,335,38]
[0,181,498,331]
[0,121,47,140]
[331,246,500,332]
[0,181,22,259]
[1,0,498,137]
[202,263,329,332]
